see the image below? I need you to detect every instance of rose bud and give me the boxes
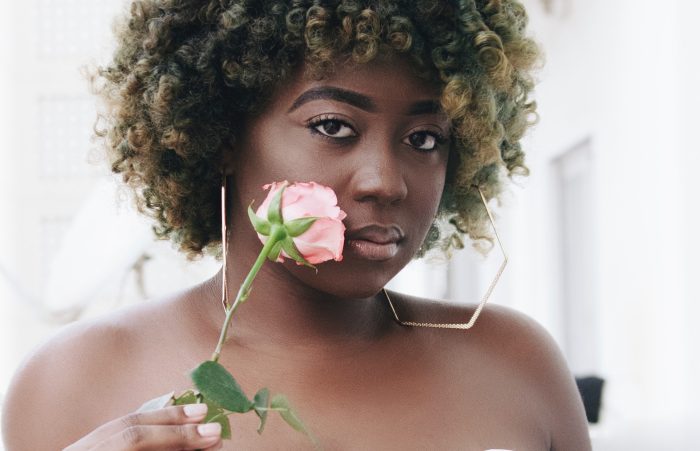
[248,181,346,266]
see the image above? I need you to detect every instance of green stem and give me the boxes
[211,225,285,362]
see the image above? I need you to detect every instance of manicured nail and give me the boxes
[183,403,208,417]
[197,422,222,437]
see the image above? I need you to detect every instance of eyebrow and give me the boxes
[287,87,376,112]
[287,86,443,116]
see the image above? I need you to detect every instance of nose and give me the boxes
[350,142,408,206]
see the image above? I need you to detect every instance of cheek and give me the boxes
[412,161,447,212]
[244,130,332,185]
[411,164,447,238]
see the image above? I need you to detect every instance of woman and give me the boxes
[2,0,591,449]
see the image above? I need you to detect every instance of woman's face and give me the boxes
[230,55,450,298]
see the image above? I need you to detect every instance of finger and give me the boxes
[95,422,222,450]
[67,404,209,450]
[200,438,224,451]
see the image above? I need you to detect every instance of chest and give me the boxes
[214,379,549,450]
[104,330,549,451]
[122,343,549,450]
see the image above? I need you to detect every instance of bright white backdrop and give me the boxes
[1,0,699,449]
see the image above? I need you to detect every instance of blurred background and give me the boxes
[1,0,698,449]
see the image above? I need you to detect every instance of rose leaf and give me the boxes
[253,387,270,434]
[270,394,314,438]
[191,361,253,413]
[173,389,198,406]
[201,395,233,440]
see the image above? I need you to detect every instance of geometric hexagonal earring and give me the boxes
[383,185,508,330]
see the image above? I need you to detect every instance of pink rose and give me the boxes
[254,181,346,265]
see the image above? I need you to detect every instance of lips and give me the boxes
[345,224,404,261]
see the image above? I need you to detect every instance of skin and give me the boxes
[1,55,591,450]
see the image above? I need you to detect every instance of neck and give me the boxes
[193,261,395,362]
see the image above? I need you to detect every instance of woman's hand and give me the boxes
[63,403,223,450]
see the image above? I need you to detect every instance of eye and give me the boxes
[404,130,447,152]
[307,115,356,140]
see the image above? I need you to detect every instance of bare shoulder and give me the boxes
[1,301,167,450]
[386,290,592,451]
[476,303,591,450]
[387,290,566,369]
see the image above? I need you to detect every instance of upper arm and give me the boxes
[483,305,592,451]
[1,321,129,450]
[536,331,592,451]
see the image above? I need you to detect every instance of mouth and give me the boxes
[344,224,404,261]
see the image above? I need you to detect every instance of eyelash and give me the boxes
[306,115,447,152]
[307,115,356,142]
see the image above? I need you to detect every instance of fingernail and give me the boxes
[197,422,222,438]
[183,403,208,417]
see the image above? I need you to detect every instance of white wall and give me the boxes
[466,0,700,447]
[678,0,700,426]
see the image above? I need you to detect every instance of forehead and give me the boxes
[269,55,444,114]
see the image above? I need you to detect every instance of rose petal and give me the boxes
[292,218,345,263]
[282,183,341,219]
[254,181,346,263]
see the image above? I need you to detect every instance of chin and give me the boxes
[284,258,399,300]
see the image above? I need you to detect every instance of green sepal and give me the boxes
[248,203,271,235]
[266,239,284,262]
[280,237,315,269]
[135,391,175,413]
[201,396,233,440]
[267,183,287,224]
[253,387,270,434]
[191,361,253,413]
[284,216,317,237]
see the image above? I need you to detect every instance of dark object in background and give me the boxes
[575,376,605,423]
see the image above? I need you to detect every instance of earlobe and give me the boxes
[219,130,239,176]
[221,144,236,177]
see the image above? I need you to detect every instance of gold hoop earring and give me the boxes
[221,174,231,312]
[384,186,508,330]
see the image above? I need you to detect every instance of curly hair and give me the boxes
[89,0,540,260]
